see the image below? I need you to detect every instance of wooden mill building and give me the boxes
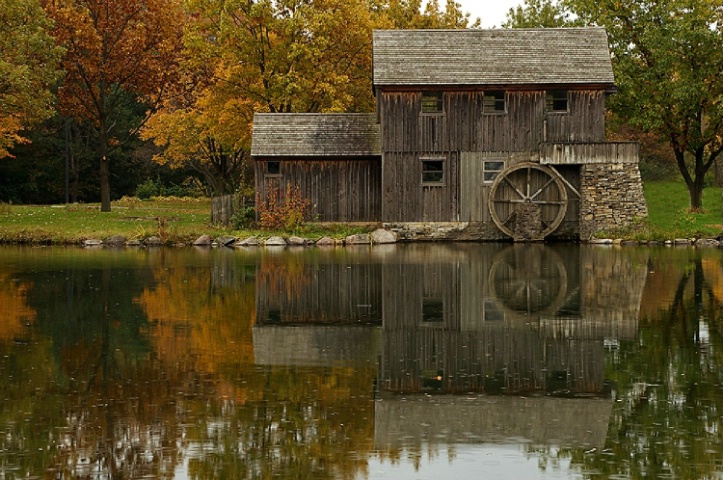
[251,28,648,241]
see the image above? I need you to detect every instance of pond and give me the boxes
[0,244,720,479]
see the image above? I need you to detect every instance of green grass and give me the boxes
[0,197,373,245]
[0,181,721,244]
[633,181,722,240]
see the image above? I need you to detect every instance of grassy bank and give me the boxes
[0,180,721,244]
[0,197,371,245]
[632,181,722,240]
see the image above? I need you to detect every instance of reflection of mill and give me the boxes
[252,245,648,447]
[488,245,574,318]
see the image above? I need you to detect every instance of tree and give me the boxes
[143,0,477,196]
[43,0,184,211]
[0,0,63,158]
[564,0,723,210]
[503,0,574,28]
[507,1,723,211]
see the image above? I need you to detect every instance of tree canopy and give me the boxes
[0,0,63,158]
[507,0,723,210]
[141,0,477,197]
[44,0,185,211]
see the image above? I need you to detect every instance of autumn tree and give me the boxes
[142,0,477,196]
[0,0,63,158]
[43,0,184,211]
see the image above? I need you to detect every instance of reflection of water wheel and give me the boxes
[488,163,568,240]
[488,245,568,318]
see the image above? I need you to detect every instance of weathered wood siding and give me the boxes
[254,158,381,222]
[378,89,606,222]
[540,141,639,164]
[379,90,606,154]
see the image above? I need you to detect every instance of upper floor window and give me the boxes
[483,91,506,113]
[266,161,281,175]
[421,91,444,114]
[546,90,569,112]
[421,158,444,185]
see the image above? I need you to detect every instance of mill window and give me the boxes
[483,91,506,113]
[266,161,281,175]
[546,90,569,112]
[421,159,445,185]
[483,159,505,183]
[423,298,445,323]
[421,91,444,114]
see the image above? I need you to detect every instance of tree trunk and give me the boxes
[675,148,705,211]
[99,115,111,212]
[100,155,111,211]
[688,178,704,211]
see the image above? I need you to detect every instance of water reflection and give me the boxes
[0,244,720,479]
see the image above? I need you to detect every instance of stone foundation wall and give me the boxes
[580,163,648,239]
[383,222,508,242]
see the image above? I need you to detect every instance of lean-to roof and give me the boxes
[251,113,381,157]
[372,28,615,87]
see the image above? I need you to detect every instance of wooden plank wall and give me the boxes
[379,90,606,223]
[254,159,381,222]
[540,142,640,165]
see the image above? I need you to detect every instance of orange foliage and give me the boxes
[45,0,184,122]
[43,0,184,210]
[134,267,256,383]
[0,273,36,341]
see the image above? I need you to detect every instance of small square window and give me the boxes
[267,161,280,175]
[421,159,444,185]
[423,298,444,323]
[546,90,568,112]
[483,91,506,113]
[483,159,505,183]
[421,91,444,114]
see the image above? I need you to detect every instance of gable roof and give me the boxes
[251,113,381,158]
[372,28,615,87]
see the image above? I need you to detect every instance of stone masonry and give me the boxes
[579,163,648,240]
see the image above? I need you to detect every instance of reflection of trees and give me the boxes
[0,272,36,340]
[182,366,376,480]
[0,249,377,479]
[576,250,723,479]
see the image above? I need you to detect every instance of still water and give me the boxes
[0,244,720,479]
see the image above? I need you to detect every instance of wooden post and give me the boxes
[211,195,234,226]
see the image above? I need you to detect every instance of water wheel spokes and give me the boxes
[488,162,569,240]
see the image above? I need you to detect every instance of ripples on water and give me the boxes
[0,244,720,479]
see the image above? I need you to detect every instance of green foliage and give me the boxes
[0,0,64,158]
[562,0,723,209]
[503,0,578,28]
[135,178,162,200]
[231,202,256,230]
[135,176,202,200]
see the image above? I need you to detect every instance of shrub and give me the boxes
[135,178,162,199]
[257,183,311,230]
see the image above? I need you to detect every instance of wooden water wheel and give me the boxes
[488,162,568,240]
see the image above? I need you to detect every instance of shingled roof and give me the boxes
[251,113,381,157]
[373,28,615,87]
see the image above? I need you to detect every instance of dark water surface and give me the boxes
[0,244,720,479]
